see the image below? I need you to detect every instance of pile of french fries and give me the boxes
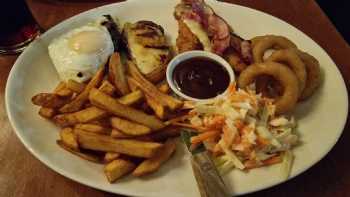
[32,52,184,182]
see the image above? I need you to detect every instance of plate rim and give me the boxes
[5,0,349,196]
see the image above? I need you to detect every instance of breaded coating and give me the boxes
[176,20,203,53]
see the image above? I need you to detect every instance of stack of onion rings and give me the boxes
[235,35,322,114]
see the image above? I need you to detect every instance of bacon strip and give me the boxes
[208,15,230,54]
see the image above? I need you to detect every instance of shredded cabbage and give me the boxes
[258,105,270,126]
[183,85,298,178]
[217,160,235,175]
[281,150,294,180]
[219,140,245,170]
[256,126,281,148]
[214,155,229,167]
[270,117,289,126]
[256,151,276,161]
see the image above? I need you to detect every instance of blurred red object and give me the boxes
[0,0,41,55]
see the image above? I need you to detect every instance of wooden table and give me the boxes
[1,0,349,196]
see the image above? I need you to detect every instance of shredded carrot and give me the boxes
[241,143,253,157]
[212,145,223,157]
[262,155,282,166]
[229,94,251,102]
[189,143,200,151]
[203,115,225,129]
[234,120,245,131]
[244,155,282,170]
[232,133,242,145]
[256,136,269,147]
[227,83,236,94]
[244,160,261,169]
[222,125,235,146]
[239,124,253,135]
[190,131,220,144]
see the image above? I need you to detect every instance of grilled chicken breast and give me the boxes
[123,21,171,83]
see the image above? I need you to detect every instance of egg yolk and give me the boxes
[68,30,106,54]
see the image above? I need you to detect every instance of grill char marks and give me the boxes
[123,21,171,83]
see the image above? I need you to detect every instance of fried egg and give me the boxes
[48,19,114,82]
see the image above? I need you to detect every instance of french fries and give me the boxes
[110,117,152,136]
[104,159,136,183]
[89,118,111,128]
[59,65,105,113]
[127,61,183,110]
[32,52,183,183]
[54,82,74,97]
[32,93,68,108]
[126,78,170,119]
[54,88,152,127]
[144,94,166,119]
[147,126,181,142]
[127,76,139,92]
[117,90,144,105]
[111,129,134,139]
[76,130,163,158]
[104,152,120,163]
[57,140,103,163]
[74,124,111,134]
[66,79,86,93]
[38,107,56,118]
[99,80,116,96]
[133,138,176,176]
[158,82,170,94]
[60,128,79,151]
[108,53,130,95]
[54,106,109,127]
[118,83,170,109]
[89,88,165,130]
[53,81,66,92]
[36,82,72,118]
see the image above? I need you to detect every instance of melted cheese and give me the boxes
[183,19,212,51]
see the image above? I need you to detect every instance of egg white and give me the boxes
[48,21,114,82]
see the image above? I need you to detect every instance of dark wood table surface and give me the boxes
[1,0,349,196]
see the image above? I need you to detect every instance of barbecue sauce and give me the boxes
[173,57,230,99]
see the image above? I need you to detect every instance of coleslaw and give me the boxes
[177,83,298,178]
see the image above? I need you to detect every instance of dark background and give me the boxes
[317,0,349,44]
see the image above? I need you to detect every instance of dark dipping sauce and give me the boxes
[173,57,230,99]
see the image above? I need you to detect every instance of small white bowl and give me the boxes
[166,50,235,101]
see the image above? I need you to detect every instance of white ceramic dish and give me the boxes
[5,0,348,196]
[166,50,235,101]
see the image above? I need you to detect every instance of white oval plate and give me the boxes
[5,0,348,196]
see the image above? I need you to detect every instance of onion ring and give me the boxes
[238,62,299,114]
[266,49,307,94]
[250,35,265,48]
[252,35,297,63]
[295,50,321,100]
